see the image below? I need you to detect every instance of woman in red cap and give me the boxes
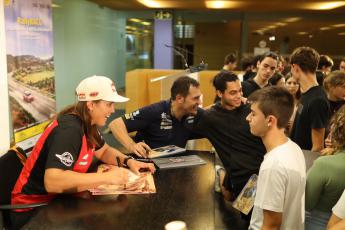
[11,76,155,229]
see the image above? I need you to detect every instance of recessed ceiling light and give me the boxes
[320,27,331,30]
[304,1,345,10]
[205,1,240,9]
[141,21,152,26]
[332,23,345,28]
[267,25,277,29]
[137,0,162,8]
[129,18,141,23]
[297,32,308,35]
[254,30,264,35]
[275,22,287,26]
[284,17,301,23]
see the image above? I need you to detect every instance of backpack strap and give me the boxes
[10,146,26,166]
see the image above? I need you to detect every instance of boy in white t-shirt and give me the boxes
[246,86,306,230]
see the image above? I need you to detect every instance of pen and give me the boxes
[135,158,153,163]
[116,156,122,167]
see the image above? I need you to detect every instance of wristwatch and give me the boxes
[124,156,135,167]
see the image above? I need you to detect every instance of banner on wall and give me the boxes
[4,0,55,150]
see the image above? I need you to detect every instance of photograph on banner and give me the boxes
[4,0,56,145]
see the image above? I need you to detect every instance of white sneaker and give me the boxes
[215,165,225,193]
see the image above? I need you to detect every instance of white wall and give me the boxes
[0,0,11,155]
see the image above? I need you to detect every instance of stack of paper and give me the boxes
[152,155,206,169]
[89,164,156,195]
[148,145,186,159]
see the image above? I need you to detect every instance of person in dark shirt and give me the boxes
[242,52,278,97]
[109,76,203,157]
[324,71,345,117]
[290,47,331,151]
[242,56,257,82]
[318,54,334,76]
[339,57,345,71]
[269,72,285,87]
[11,76,155,229]
[222,53,237,71]
[194,71,265,223]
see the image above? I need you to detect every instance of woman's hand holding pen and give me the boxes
[127,159,156,175]
[129,142,151,158]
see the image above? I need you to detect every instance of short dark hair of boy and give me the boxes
[241,56,255,70]
[212,71,239,93]
[290,46,320,74]
[318,55,334,69]
[269,72,284,86]
[258,51,279,63]
[171,76,200,100]
[248,86,294,129]
[224,53,237,65]
[324,70,345,93]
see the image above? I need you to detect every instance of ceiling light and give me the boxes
[320,27,331,30]
[137,0,162,8]
[332,23,345,28]
[126,26,137,30]
[129,18,141,23]
[205,1,240,9]
[304,1,345,10]
[338,32,345,35]
[141,21,151,26]
[267,25,277,29]
[275,22,287,26]
[284,17,301,23]
[269,36,276,41]
[255,30,264,35]
[297,32,308,35]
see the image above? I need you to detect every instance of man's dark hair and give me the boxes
[171,76,200,100]
[290,46,320,74]
[241,56,255,70]
[269,73,284,86]
[224,53,237,65]
[258,51,279,63]
[318,55,334,69]
[248,86,294,129]
[213,71,239,93]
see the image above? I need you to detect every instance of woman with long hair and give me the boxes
[11,76,155,229]
[305,105,345,230]
[285,73,301,134]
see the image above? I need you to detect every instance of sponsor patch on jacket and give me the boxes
[186,116,195,124]
[124,110,140,120]
[160,112,172,129]
[55,152,74,167]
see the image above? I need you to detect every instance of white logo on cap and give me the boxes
[55,152,74,167]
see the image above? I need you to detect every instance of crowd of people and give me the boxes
[10,46,345,229]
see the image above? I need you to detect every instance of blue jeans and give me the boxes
[305,210,331,230]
